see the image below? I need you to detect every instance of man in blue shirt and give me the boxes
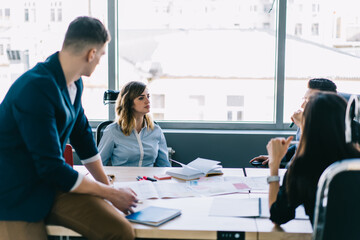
[0,17,137,240]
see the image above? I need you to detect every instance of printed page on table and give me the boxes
[114,181,159,200]
[115,181,199,199]
[209,197,308,219]
[155,182,200,198]
[187,181,240,196]
[209,197,260,217]
[224,176,269,193]
[189,175,250,193]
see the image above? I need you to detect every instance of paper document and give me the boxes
[114,181,197,200]
[187,181,241,196]
[224,176,282,193]
[209,197,308,219]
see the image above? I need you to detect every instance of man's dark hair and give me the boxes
[63,16,110,52]
[308,78,337,93]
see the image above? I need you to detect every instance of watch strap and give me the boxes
[267,175,280,184]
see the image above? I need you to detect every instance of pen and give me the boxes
[145,176,157,182]
[289,122,294,128]
[136,176,143,181]
[142,176,157,182]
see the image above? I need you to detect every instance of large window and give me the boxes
[0,0,108,120]
[284,0,360,123]
[2,0,360,130]
[118,0,277,124]
[116,0,360,129]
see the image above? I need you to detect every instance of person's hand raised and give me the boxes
[291,109,303,127]
[267,136,293,172]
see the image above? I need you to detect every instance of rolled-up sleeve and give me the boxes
[81,153,101,165]
[69,173,85,191]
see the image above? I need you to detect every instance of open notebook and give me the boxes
[166,158,223,180]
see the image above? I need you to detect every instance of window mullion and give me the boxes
[275,0,287,129]
[107,0,117,121]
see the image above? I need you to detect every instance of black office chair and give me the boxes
[312,158,360,240]
[96,120,113,146]
[95,90,119,146]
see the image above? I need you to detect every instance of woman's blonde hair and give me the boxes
[115,81,154,136]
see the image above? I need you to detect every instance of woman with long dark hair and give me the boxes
[267,92,360,225]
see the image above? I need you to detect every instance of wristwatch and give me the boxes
[267,175,280,184]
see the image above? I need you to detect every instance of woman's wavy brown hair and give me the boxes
[115,81,154,136]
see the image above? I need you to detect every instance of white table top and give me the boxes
[70,166,312,240]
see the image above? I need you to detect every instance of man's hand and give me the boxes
[71,176,138,215]
[291,109,303,127]
[108,187,138,215]
[249,155,269,166]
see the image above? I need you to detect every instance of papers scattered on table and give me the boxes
[114,179,243,200]
[126,206,181,227]
[209,197,308,219]
[114,181,198,200]
[166,158,223,180]
[114,174,277,200]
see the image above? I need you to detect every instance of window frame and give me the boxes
[93,0,289,131]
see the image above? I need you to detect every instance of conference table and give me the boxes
[46,166,313,240]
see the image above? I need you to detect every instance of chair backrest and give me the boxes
[63,144,74,167]
[312,159,360,240]
[96,120,114,146]
[103,90,120,105]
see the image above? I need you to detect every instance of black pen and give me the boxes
[136,176,143,181]
[289,122,294,128]
[146,176,157,182]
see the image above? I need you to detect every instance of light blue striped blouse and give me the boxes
[98,122,171,167]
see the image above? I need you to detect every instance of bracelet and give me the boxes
[267,175,280,184]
